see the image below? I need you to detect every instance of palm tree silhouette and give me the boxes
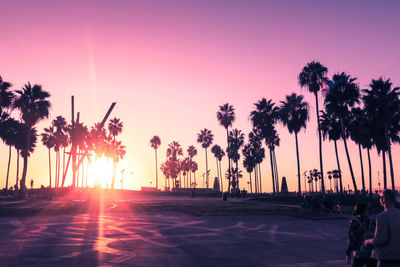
[166,141,183,188]
[150,136,161,190]
[211,144,225,192]
[363,78,400,190]
[217,103,235,192]
[0,75,14,112]
[267,129,280,193]
[187,145,197,189]
[228,129,245,171]
[320,110,343,192]
[197,128,214,188]
[52,116,68,188]
[279,93,309,195]
[13,83,51,196]
[298,61,328,193]
[2,117,20,190]
[325,72,360,192]
[110,140,126,189]
[108,118,123,139]
[41,126,55,187]
[250,98,279,194]
[242,143,256,193]
[248,130,265,193]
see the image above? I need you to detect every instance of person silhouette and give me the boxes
[30,179,34,189]
[365,190,400,266]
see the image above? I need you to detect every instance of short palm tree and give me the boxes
[211,144,225,192]
[325,72,360,192]
[217,103,235,192]
[187,145,197,188]
[166,141,183,187]
[298,61,328,193]
[279,93,309,195]
[228,129,245,170]
[363,77,400,190]
[110,140,126,189]
[108,117,123,139]
[13,83,51,195]
[2,117,19,190]
[197,128,214,188]
[320,110,343,192]
[248,130,265,193]
[266,129,280,193]
[242,143,256,193]
[41,126,55,187]
[150,135,161,190]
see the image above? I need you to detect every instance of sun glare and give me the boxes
[88,156,114,188]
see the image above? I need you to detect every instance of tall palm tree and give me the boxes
[41,126,55,187]
[187,145,197,189]
[320,110,343,192]
[217,103,235,192]
[267,129,280,193]
[197,128,214,188]
[211,144,225,192]
[298,61,328,193]
[279,93,309,195]
[363,78,400,190]
[349,107,368,193]
[325,72,360,192]
[13,83,51,195]
[250,98,279,194]
[150,136,161,190]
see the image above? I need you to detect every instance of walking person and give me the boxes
[365,190,400,267]
[346,202,377,266]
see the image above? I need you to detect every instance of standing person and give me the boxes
[30,179,34,189]
[365,190,400,267]
[346,202,377,266]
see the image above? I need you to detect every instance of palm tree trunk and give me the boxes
[273,150,279,193]
[111,160,117,189]
[215,158,219,191]
[219,160,223,192]
[6,145,12,191]
[155,149,158,190]
[205,148,209,188]
[367,148,372,196]
[258,164,262,193]
[15,149,19,189]
[269,149,275,195]
[341,119,358,192]
[249,171,252,193]
[226,128,231,193]
[314,91,325,193]
[20,155,28,196]
[254,165,258,193]
[382,151,387,189]
[358,144,365,192]
[334,140,343,193]
[387,142,395,190]
[295,133,301,195]
[48,148,51,187]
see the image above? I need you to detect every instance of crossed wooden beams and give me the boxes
[60,96,116,188]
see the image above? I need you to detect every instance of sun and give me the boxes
[88,156,114,188]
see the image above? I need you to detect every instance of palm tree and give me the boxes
[242,143,256,193]
[52,116,68,188]
[250,98,279,194]
[187,145,197,189]
[279,93,309,195]
[349,107,369,193]
[320,110,343,192]
[110,140,126,189]
[41,126,55,187]
[197,128,214,188]
[363,78,400,190]
[0,75,14,111]
[248,130,265,193]
[108,118,123,139]
[166,141,183,188]
[150,136,161,190]
[211,144,225,192]
[13,83,51,195]
[217,103,235,192]
[191,161,198,188]
[325,72,360,192]
[267,129,280,193]
[2,117,19,190]
[298,61,328,193]
[228,129,245,170]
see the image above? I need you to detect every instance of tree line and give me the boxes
[150,61,399,195]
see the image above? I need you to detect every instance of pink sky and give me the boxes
[1,0,400,192]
